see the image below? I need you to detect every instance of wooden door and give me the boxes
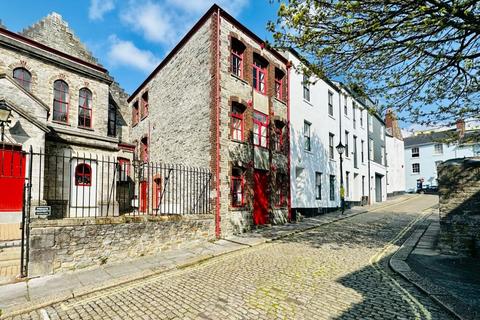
[253,170,269,225]
[0,147,26,212]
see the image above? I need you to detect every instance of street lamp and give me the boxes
[0,102,12,142]
[336,142,345,213]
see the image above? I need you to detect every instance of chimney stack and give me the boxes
[456,119,465,138]
[385,108,403,140]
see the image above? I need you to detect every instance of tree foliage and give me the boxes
[268,0,480,126]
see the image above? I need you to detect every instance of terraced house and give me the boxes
[128,5,290,236]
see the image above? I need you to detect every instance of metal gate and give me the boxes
[20,147,33,277]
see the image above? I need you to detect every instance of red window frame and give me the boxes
[253,111,268,148]
[53,80,69,123]
[275,78,282,100]
[78,88,93,128]
[231,171,244,207]
[13,68,32,91]
[75,163,92,186]
[275,174,287,207]
[132,101,139,126]
[252,59,267,94]
[231,47,243,78]
[231,112,244,142]
[117,158,131,182]
[140,136,148,163]
[141,91,149,119]
[275,126,284,152]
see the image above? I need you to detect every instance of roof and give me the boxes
[128,4,288,102]
[404,128,480,147]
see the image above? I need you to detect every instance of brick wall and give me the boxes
[438,158,480,256]
[28,214,215,276]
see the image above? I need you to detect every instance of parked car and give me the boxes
[417,186,438,194]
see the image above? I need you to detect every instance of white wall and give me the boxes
[386,135,406,195]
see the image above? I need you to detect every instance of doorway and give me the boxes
[375,174,383,203]
[253,170,269,225]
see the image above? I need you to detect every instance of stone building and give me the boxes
[0,13,132,223]
[127,5,290,236]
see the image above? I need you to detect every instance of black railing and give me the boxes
[29,151,212,219]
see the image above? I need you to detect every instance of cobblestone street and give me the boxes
[7,195,453,320]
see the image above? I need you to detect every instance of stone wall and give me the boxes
[438,158,480,257]
[28,214,215,276]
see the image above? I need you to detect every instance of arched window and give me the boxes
[78,88,92,128]
[107,103,117,137]
[53,80,69,123]
[75,163,92,186]
[13,68,32,91]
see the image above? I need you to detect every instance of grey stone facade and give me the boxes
[438,158,480,256]
[28,214,215,276]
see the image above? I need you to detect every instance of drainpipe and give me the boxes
[287,62,292,221]
[367,119,371,205]
[338,88,342,208]
[214,8,221,238]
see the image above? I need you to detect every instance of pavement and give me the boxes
[390,212,480,320]
[0,194,456,319]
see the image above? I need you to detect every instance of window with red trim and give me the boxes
[274,68,284,100]
[231,38,245,78]
[274,121,285,152]
[231,167,244,207]
[231,102,245,142]
[13,68,32,91]
[53,80,69,123]
[141,91,149,118]
[132,101,139,125]
[75,163,92,186]
[253,111,268,148]
[275,174,287,207]
[252,54,268,94]
[140,136,148,162]
[117,158,131,182]
[78,88,93,128]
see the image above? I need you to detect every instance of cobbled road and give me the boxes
[10,195,454,320]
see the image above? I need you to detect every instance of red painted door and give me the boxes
[253,170,269,225]
[0,148,26,212]
[139,181,148,213]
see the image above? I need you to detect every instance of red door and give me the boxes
[253,170,269,225]
[0,147,26,212]
[139,181,148,213]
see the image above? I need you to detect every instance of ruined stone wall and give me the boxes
[438,158,480,256]
[28,214,215,276]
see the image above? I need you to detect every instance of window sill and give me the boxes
[231,139,247,145]
[303,99,313,106]
[274,97,287,105]
[52,120,70,126]
[329,158,336,163]
[141,115,148,121]
[304,149,313,154]
[230,73,249,86]
[253,145,269,149]
[274,206,288,209]
[253,89,267,96]
[78,126,94,132]
[411,173,420,175]
[328,114,335,120]
[230,206,247,211]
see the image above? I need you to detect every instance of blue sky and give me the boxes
[0,0,279,94]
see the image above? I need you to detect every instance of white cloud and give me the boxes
[107,35,159,72]
[121,1,177,45]
[166,0,249,16]
[89,0,115,20]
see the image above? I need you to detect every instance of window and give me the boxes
[231,168,244,207]
[380,126,385,140]
[328,91,334,116]
[252,54,267,94]
[141,91,149,118]
[132,101,139,126]
[75,163,92,186]
[368,115,373,132]
[353,135,358,168]
[343,94,348,116]
[315,172,322,200]
[361,140,365,163]
[117,158,130,182]
[411,147,419,157]
[360,109,364,127]
[345,131,349,157]
[346,171,350,197]
[304,121,311,151]
[140,136,148,162]
[275,174,287,207]
[362,176,365,196]
[329,175,335,201]
[381,146,385,165]
[275,68,284,100]
[303,75,310,101]
[253,111,268,148]
[412,163,420,174]
[352,102,356,129]
[107,103,117,137]
[231,102,245,142]
[231,38,245,78]
[53,80,69,123]
[369,139,374,160]
[274,121,285,152]
[329,133,335,159]
[78,88,92,128]
[13,67,31,91]
[434,144,443,154]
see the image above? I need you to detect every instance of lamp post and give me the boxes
[0,102,12,142]
[336,142,345,213]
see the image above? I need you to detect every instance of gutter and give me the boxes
[215,9,221,238]
[287,62,292,221]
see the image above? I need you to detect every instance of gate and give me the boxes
[20,147,33,278]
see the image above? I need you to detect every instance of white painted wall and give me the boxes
[386,135,406,195]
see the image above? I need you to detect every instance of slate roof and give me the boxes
[404,128,480,147]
